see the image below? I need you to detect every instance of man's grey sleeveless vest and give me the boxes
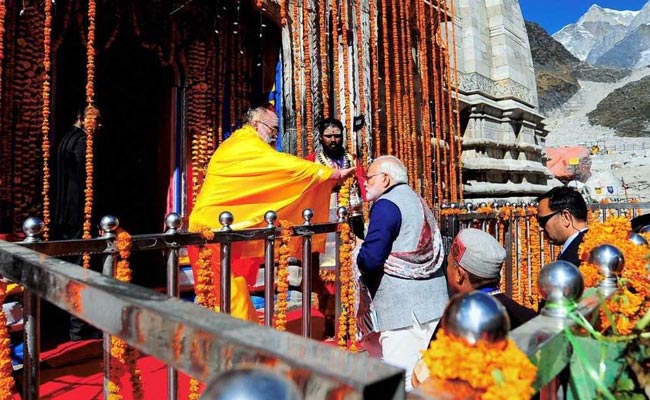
[372,184,449,331]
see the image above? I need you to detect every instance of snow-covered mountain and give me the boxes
[551,3,650,69]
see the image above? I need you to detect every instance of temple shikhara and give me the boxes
[1,0,648,399]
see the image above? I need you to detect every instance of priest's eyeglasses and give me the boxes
[257,121,278,135]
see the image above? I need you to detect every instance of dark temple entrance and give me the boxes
[53,14,174,286]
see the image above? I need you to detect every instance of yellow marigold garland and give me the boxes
[41,0,53,240]
[0,281,16,399]
[82,0,98,268]
[517,212,528,307]
[335,179,358,351]
[578,216,650,335]
[274,220,292,331]
[189,229,217,399]
[109,230,144,399]
[476,205,493,215]
[526,206,541,311]
[422,329,537,400]
[440,207,463,216]
[0,0,5,107]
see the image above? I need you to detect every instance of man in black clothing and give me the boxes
[52,109,99,241]
[51,106,102,341]
[536,186,589,267]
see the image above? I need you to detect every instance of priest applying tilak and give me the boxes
[188,105,356,321]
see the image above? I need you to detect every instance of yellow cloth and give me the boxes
[220,276,258,322]
[189,124,336,238]
[188,125,336,323]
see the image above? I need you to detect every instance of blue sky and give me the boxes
[519,0,648,35]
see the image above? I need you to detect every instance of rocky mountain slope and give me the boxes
[587,75,650,137]
[526,22,629,113]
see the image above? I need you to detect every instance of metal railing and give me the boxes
[437,201,650,300]
[2,209,409,400]
[5,202,647,399]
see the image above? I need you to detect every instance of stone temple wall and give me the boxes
[453,0,552,200]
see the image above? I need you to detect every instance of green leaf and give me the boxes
[492,368,505,386]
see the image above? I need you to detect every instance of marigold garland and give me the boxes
[194,245,217,311]
[335,179,358,351]
[578,216,650,335]
[0,281,17,399]
[188,229,218,400]
[40,0,53,240]
[422,329,537,400]
[379,0,393,154]
[274,220,292,331]
[318,0,329,116]
[517,214,528,307]
[0,0,5,107]
[82,0,98,268]
[526,207,541,310]
[109,230,144,399]
[291,1,304,156]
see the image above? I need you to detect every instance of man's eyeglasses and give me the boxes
[537,210,561,229]
[257,121,278,134]
[366,172,386,181]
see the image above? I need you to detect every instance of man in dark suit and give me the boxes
[536,186,589,267]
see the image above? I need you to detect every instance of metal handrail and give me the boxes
[1,237,405,399]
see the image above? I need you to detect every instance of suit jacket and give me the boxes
[430,291,536,342]
[557,229,588,267]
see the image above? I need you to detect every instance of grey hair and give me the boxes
[373,155,408,184]
[244,107,268,124]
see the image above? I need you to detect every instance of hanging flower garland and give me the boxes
[517,211,528,307]
[379,0,393,155]
[496,205,514,294]
[274,220,292,331]
[82,0,98,268]
[578,216,650,335]
[421,329,537,400]
[189,229,216,400]
[291,1,304,156]
[302,1,314,148]
[335,178,359,351]
[0,280,17,399]
[526,206,541,310]
[195,228,217,311]
[0,0,5,106]
[318,0,329,117]
[109,229,144,400]
[38,0,52,240]
[448,0,464,202]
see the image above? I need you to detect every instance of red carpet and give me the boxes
[14,339,195,399]
[11,309,327,399]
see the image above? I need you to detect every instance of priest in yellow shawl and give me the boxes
[189,105,355,322]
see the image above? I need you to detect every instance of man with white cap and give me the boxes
[444,228,536,331]
[412,228,536,388]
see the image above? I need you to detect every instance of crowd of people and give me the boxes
[183,105,593,391]
[47,103,594,391]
